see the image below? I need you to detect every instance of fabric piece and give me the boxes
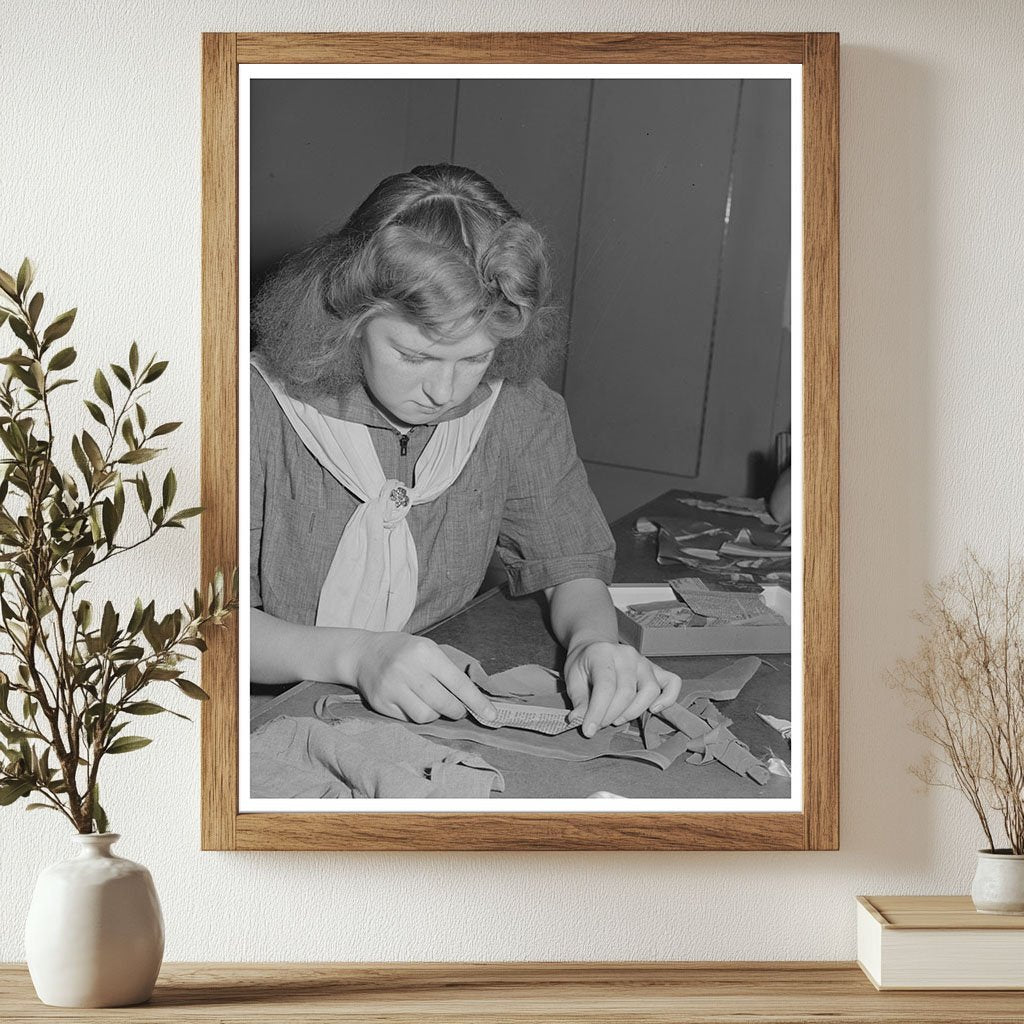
[683,725,771,785]
[251,367,615,633]
[438,645,548,700]
[305,645,767,781]
[250,714,504,799]
[676,494,776,525]
[253,361,502,631]
[671,656,763,708]
[647,509,791,586]
[757,712,792,741]
[314,693,689,769]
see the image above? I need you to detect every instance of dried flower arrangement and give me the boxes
[894,552,1023,854]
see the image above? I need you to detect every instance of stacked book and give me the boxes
[857,895,1024,989]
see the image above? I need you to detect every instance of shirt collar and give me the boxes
[328,380,495,428]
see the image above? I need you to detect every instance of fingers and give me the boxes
[381,690,440,725]
[565,661,591,726]
[650,665,682,713]
[580,659,618,738]
[424,645,497,723]
[611,664,662,726]
[410,676,469,721]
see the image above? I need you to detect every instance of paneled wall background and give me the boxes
[250,78,791,522]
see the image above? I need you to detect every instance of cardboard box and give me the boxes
[611,583,791,657]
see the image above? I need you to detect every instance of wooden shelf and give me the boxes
[3,962,1024,1022]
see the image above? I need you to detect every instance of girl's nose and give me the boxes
[422,363,456,406]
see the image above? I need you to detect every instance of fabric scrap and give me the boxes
[251,714,504,799]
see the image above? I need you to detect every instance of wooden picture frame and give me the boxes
[201,32,838,851]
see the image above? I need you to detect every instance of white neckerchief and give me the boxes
[253,361,503,630]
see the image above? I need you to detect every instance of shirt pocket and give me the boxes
[437,454,507,585]
[260,493,347,625]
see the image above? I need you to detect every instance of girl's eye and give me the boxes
[398,352,427,364]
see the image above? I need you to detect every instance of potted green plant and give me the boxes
[0,260,236,1006]
[895,552,1024,914]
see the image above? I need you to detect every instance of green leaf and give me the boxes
[126,598,145,635]
[142,360,168,383]
[101,498,117,546]
[129,342,139,375]
[124,700,171,716]
[42,308,76,344]
[100,601,117,647]
[168,507,203,524]
[26,802,61,813]
[76,599,93,631]
[47,346,77,371]
[27,292,43,328]
[0,269,18,300]
[110,644,143,661]
[0,722,28,743]
[16,258,34,298]
[110,363,131,389]
[121,418,137,450]
[117,448,157,465]
[113,475,125,521]
[89,505,102,543]
[81,431,105,472]
[8,317,32,345]
[149,421,181,438]
[71,435,92,482]
[93,369,113,409]
[135,473,152,513]
[175,679,210,701]
[83,400,106,427]
[147,666,181,680]
[105,735,152,755]
[91,785,108,834]
[0,779,33,805]
[161,468,176,508]
[136,404,147,432]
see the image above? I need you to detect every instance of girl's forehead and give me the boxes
[367,314,496,357]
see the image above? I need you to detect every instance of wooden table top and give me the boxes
[250,488,792,801]
[3,962,1023,1022]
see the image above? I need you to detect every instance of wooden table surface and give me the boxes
[250,488,792,800]
[3,962,1023,1023]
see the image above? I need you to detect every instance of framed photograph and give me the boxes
[201,32,838,850]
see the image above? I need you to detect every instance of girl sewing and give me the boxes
[250,164,681,738]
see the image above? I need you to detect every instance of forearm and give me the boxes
[249,607,368,686]
[544,577,619,653]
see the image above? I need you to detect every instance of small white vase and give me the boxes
[24,833,164,1007]
[970,849,1024,915]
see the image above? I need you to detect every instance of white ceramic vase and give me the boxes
[970,849,1024,915]
[24,833,164,1007]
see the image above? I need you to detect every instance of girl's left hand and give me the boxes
[563,641,682,738]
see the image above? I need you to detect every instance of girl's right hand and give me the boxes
[351,632,497,725]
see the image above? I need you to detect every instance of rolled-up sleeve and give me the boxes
[496,382,615,596]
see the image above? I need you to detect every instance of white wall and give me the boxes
[2,0,1022,962]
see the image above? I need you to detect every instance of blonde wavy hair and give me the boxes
[252,164,562,400]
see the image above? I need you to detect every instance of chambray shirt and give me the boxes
[250,366,615,633]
